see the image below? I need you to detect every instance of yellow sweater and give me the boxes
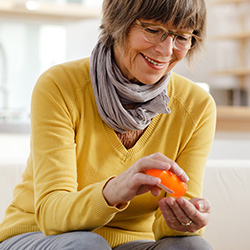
[0,58,216,248]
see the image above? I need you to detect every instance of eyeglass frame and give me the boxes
[135,19,201,51]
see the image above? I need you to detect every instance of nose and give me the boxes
[154,36,174,56]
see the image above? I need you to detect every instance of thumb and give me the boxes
[190,197,211,213]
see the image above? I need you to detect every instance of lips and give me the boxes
[141,53,165,66]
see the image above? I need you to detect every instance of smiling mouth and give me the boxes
[141,54,165,66]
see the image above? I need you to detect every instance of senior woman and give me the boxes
[0,0,216,249]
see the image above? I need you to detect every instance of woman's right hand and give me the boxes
[102,152,189,207]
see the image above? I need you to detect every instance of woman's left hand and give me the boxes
[158,197,211,233]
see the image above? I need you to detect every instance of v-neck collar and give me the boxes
[103,114,163,161]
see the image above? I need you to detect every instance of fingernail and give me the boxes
[198,201,205,212]
[178,169,189,182]
[184,175,189,182]
[183,171,189,182]
[177,197,184,205]
[153,177,161,185]
[161,162,171,169]
[181,172,189,182]
[148,153,156,158]
[167,198,175,206]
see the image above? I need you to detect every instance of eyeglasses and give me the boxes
[135,19,200,51]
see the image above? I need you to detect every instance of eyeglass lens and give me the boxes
[143,25,195,50]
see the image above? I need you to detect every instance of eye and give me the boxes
[176,35,188,41]
[176,34,191,44]
[145,26,164,35]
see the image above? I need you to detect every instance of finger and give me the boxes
[148,153,189,182]
[150,185,162,197]
[136,155,171,173]
[159,197,178,226]
[190,198,211,213]
[159,198,195,232]
[166,197,192,225]
[197,200,211,213]
[169,162,189,183]
[176,197,200,223]
[166,197,202,232]
[133,172,161,187]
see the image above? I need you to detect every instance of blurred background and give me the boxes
[0,0,249,162]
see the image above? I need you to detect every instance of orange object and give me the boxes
[146,169,187,198]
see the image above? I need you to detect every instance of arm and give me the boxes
[153,94,216,239]
[31,68,128,235]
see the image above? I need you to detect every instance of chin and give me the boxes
[140,80,159,85]
[137,68,173,85]
[138,75,166,85]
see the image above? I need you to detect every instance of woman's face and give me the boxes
[113,19,193,84]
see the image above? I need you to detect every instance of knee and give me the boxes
[158,236,213,250]
[176,236,213,250]
[57,231,112,250]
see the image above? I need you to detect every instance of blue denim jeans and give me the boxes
[0,231,213,250]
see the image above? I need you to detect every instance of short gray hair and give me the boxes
[100,0,207,60]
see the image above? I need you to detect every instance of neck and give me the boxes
[116,129,146,149]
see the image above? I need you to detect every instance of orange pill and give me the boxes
[146,169,187,198]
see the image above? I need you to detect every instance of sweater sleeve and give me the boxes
[152,88,216,240]
[31,66,128,236]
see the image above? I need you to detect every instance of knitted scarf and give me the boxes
[90,41,171,133]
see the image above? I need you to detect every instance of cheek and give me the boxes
[164,50,187,74]
[176,49,188,60]
[125,32,151,60]
[171,50,188,66]
[124,44,144,68]
[122,47,137,71]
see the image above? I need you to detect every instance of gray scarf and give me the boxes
[90,41,171,133]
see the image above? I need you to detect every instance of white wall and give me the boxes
[209,132,250,160]
[1,0,250,119]
[0,18,101,122]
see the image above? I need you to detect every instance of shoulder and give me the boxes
[168,72,216,125]
[31,58,94,124]
[32,58,92,105]
[36,58,91,92]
